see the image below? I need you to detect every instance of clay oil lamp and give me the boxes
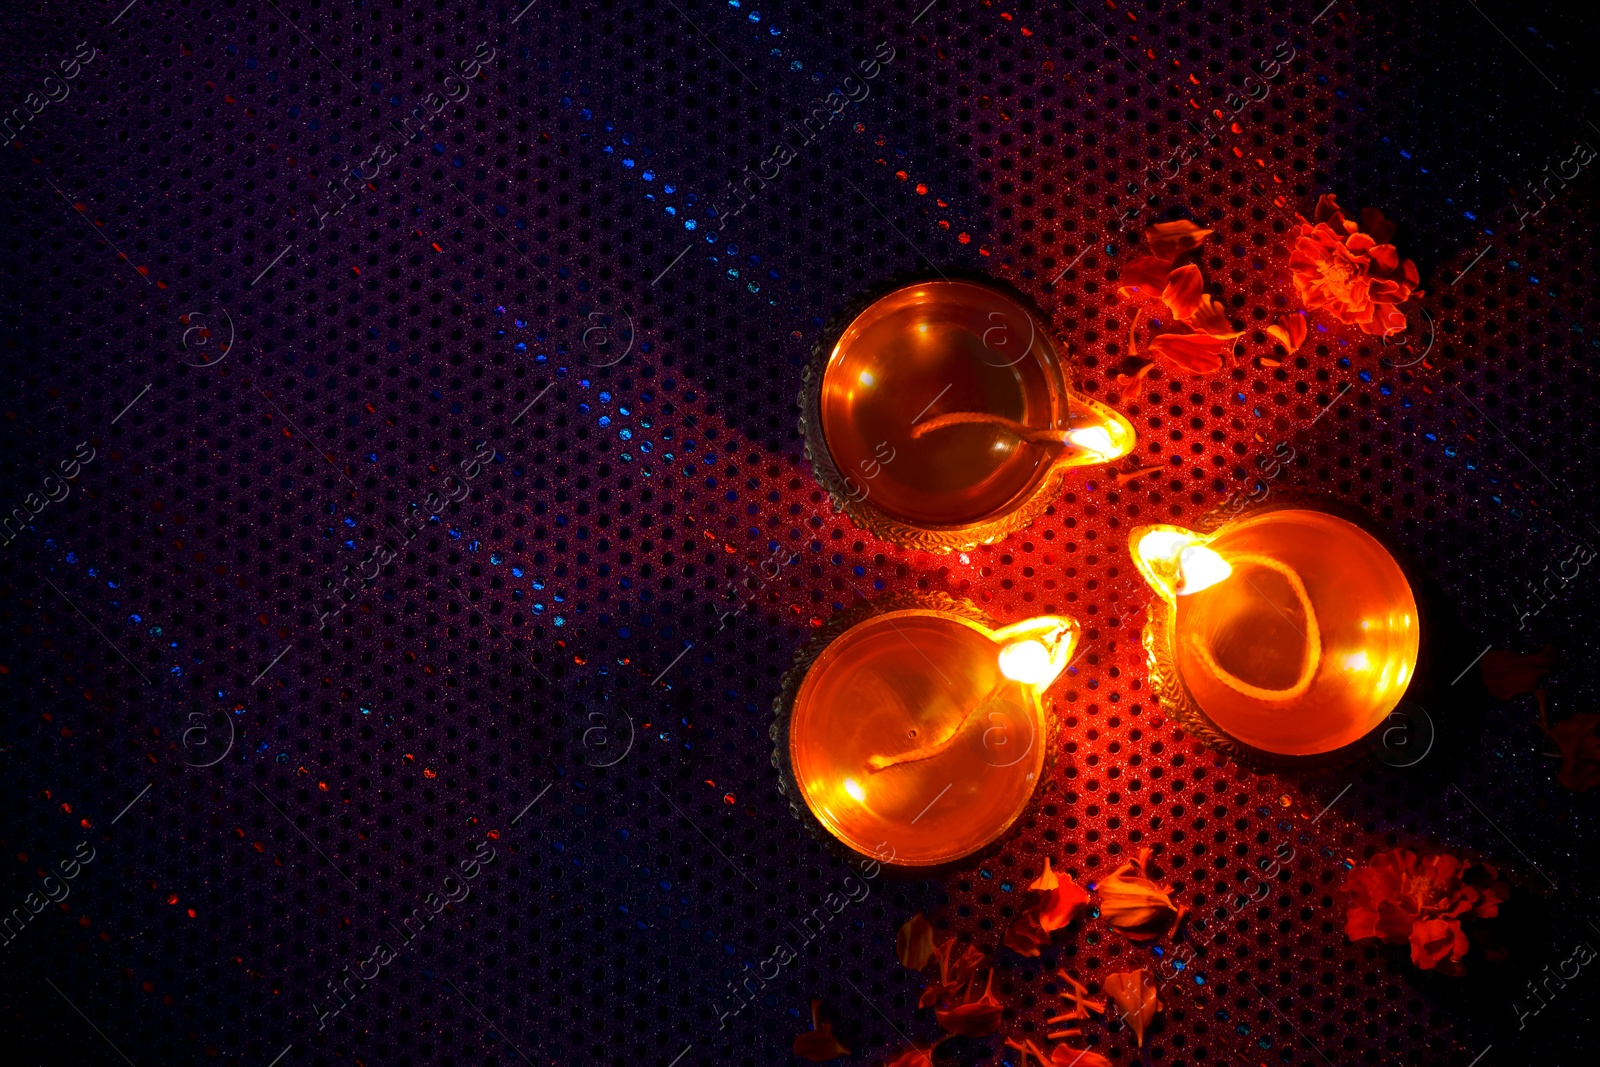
[1130,505,1421,758]
[802,278,1135,551]
[776,601,1080,866]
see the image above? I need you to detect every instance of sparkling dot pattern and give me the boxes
[1,1,1597,1066]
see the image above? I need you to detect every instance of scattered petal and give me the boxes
[1102,969,1161,1048]
[1481,645,1556,700]
[1537,692,1600,792]
[1144,331,1232,375]
[1146,219,1213,261]
[1185,293,1241,337]
[934,970,1004,1037]
[1265,311,1309,354]
[1098,848,1182,941]
[897,913,936,971]
[794,1000,851,1061]
[1160,264,1205,321]
[1031,858,1090,931]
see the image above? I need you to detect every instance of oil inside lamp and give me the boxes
[786,609,1079,866]
[806,279,1136,550]
[1131,509,1420,756]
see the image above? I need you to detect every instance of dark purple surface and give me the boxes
[2,1,1598,1065]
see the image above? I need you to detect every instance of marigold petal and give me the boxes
[1375,899,1420,944]
[1004,909,1051,958]
[794,1001,851,1061]
[1546,712,1600,792]
[1186,294,1241,336]
[1146,219,1213,261]
[1102,969,1161,1048]
[1368,243,1400,272]
[1050,1048,1113,1067]
[1098,848,1182,940]
[1481,645,1556,700]
[1270,312,1309,353]
[1030,857,1061,893]
[1409,917,1469,973]
[1158,264,1205,320]
[794,1030,852,1061]
[884,1047,940,1067]
[1145,331,1230,375]
[1359,206,1397,244]
[1122,254,1178,290]
[897,913,936,971]
[1345,904,1381,942]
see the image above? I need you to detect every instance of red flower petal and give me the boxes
[1265,312,1309,354]
[794,1001,851,1061]
[1146,219,1213,261]
[1160,264,1205,321]
[1368,243,1400,272]
[1029,858,1090,932]
[1004,909,1051,958]
[1122,254,1177,290]
[1481,645,1556,700]
[1359,206,1397,244]
[1145,331,1230,374]
[897,913,936,970]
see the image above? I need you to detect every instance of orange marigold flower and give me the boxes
[793,999,851,1061]
[1098,847,1184,941]
[1288,193,1420,336]
[897,913,936,971]
[1344,848,1509,976]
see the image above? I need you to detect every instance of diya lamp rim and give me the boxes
[799,270,1136,553]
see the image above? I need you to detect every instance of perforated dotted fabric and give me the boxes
[2,1,1598,1066]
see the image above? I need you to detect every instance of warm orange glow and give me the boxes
[998,639,1053,684]
[813,279,1136,547]
[1131,510,1420,756]
[789,610,1079,865]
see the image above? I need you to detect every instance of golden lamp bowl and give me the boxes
[802,278,1135,552]
[777,602,1078,867]
[1132,507,1421,758]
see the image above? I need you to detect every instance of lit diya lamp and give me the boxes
[775,597,1079,866]
[801,278,1136,551]
[1131,505,1421,758]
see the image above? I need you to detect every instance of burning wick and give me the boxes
[867,636,1064,773]
[910,412,1121,459]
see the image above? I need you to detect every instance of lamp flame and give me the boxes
[998,639,1055,684]
[1175,545,1232,595]
[1066,425,1115,459]
[1134,530,1234,597]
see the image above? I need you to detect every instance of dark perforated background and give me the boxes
[2,1,1598,1065]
